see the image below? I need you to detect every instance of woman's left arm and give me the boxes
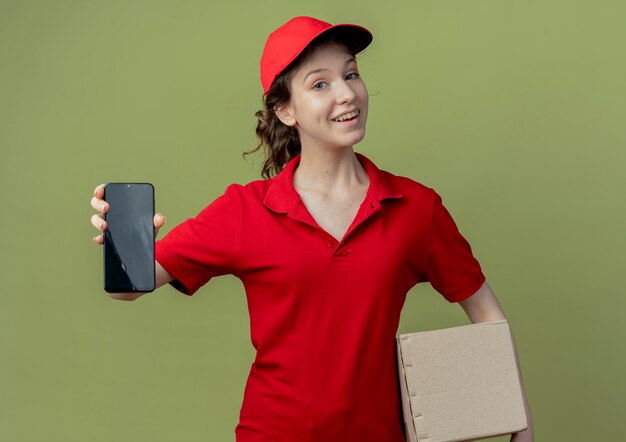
[458,281,535,442]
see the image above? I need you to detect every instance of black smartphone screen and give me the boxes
[103,183,155,293]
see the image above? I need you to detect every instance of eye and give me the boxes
[346,72,360,80]
[313,81,328,90]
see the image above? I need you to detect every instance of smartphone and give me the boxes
[103,183,155,293]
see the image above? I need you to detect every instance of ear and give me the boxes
[274,103,296,127]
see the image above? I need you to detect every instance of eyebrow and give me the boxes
[302,57,357,83]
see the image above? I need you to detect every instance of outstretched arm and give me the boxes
[459,282,535,442]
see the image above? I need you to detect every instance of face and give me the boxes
[275,42,369,152]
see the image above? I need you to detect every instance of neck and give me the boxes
[293,147,369,194]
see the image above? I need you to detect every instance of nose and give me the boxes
[334,79,356,104]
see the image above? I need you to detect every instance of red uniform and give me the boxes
[155,152,485,442]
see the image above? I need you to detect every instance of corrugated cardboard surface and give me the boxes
[396,320,527,442]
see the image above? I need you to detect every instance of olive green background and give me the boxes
[1,0,624,440]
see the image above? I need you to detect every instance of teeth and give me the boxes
[333,110,359,122]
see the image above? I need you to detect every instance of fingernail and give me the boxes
[99,203,106,211]
[100,221,104,229]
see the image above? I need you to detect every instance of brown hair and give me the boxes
[243,37,360,179]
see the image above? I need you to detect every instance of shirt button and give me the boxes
[327,240,334,247]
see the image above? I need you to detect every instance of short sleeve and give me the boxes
[425,192,486,303]
[155,184,241,296]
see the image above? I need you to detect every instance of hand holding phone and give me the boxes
[90,184,166,244]
[102,183,156,293]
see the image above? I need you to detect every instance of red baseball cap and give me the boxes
[260,16,373,95]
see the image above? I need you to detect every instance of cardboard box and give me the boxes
[396,320,527,442]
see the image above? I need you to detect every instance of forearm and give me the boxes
[459,282,534,440]
[108,261,173,301]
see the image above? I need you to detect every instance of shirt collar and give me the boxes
[263,152,404,214]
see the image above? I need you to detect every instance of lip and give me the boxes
[331,109,359,122]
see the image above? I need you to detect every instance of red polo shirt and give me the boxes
[155,152,485,442]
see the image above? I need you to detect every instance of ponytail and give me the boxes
[243,74,301,179]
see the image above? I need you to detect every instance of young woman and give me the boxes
[90,16,533,442]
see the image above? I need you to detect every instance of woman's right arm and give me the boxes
[90,184,174,301]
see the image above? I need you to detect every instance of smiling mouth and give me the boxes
[332,110,360,122]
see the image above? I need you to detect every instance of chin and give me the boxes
[346,131,366,147]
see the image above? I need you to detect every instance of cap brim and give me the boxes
[312,24,373,55]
